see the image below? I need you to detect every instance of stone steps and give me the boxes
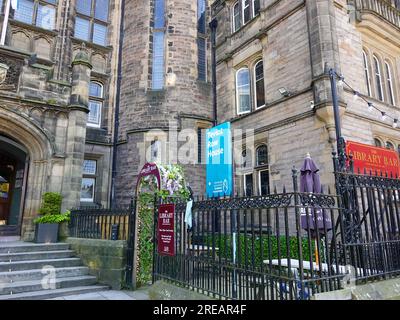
[0,243,70,254]
[0,285,110,300]
[0,258,82,272]
[0,275,98,295]
[0,241,110,300]
[0,250,75,262]
[0,266,90,282]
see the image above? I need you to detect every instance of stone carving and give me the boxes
[0,63,9,85]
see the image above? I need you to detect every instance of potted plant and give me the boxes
[34,192,70,243]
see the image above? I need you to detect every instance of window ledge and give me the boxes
[9,19,58,37]
[71,37,113,52]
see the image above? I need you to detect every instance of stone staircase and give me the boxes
[0,241,109,300]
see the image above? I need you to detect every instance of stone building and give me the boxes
[211,0,400,196]
[0,0,121,239]
[1,0,399,240]
[114,0,213,204]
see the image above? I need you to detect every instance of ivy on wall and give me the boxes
[135,164,190,287]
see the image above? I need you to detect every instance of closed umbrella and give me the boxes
[300,153,332,264]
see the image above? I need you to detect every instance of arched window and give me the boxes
[362,50,372,96]
[241,148,253,168]
[386,141,395,150]
[254,60,265,109]
[236,68,251,114]
[88,82,103,127]
[256,145,268,166]
[374,138,383,148]
[242,0,250,25]
[373,55,384,102]
[385,61,396,106]
[233,2,241,32]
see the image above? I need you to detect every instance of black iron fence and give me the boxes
[153,169,347,300]
[334,155,400,282]
[69,206,134,241]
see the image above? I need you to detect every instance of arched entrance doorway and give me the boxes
[0,135,28,236]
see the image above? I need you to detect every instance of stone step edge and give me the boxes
[0,266,89,278]
[0,250,75,258]
[0,285,110,300]
[0,257,81,267]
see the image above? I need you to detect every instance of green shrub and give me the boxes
[38,192,62,216]
[205,234,322,265]
[34,192,70,224]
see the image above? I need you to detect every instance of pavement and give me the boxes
[47,287,151,300]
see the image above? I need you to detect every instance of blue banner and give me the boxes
[206,122,233,197]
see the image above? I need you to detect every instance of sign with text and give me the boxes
[157,204,175,256]
[346,141,400,177]
[206,122,233,197]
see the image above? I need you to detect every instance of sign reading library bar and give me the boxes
[206,122,233,197]
[346,141,400,177]
[157,204,175,256]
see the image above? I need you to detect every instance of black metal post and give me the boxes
[125,196,136,288]
[328,68,346,171]
[209,18,218,126]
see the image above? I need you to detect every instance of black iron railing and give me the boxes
[69,207,133,241]
[153,169,348,300]
[354,0,400,28]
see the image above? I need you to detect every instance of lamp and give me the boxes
[278,87,291,97]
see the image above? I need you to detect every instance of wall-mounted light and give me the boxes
[278,87,291,97]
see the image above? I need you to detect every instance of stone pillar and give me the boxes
[306,0,347,150]
[61,44,92,212]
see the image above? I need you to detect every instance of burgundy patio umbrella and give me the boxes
[300,154,332,263]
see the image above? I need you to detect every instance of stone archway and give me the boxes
[0,106,55,240]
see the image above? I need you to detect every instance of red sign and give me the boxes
[346,141,400,177]
[157,204,175,256]
[135,163,161,194]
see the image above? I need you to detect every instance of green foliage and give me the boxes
[34,192,69,224]
[205,234,319,265]
[38,192,62,216]
[136,192,155,287]
[34,211,71,224]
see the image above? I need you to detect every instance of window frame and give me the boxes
[258,169,270,196]
[236,67,251,115]
[253,59,265,110]
[384,61,396,106]
[81,159,97,203]
[255,144,268,167]
[241,0,251,25]
[373,55,384,102]
[374,138,383,148]
[87,81,103,128]
[13,0,57,31]
[362,50,372,97]
[232,1,241,33]
[75,0,109,46]
[152,0,166,90]
[243,172,254,197]
[252,0,260,17]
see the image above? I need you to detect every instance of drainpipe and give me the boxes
[209,18,218,126]
[110,0,126,207]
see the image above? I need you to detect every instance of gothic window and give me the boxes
[197,0,207,81]
[152,0,165,90]
[13,0,56,30]
[233,2,240,32]
[256,145,268,166]
[75,0,109,46]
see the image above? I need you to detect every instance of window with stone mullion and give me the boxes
[13,0,57,30]
[75,0,109,46]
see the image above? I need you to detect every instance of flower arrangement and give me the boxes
[157,164,190,200]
